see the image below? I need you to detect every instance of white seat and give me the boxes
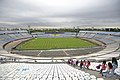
[90,75,96,79]
[66,77,72,80]
[59,77,65,80]
[91,79,97,80]
[85,73,90,76]
[0,63,98,80]
[13,78,20,80]
[84,76,90,80]
[33,78,40,80]
[53,77,59,80]
[78,76,84,80]
[97,78,104,80]
[47,78,52,80]
[114,68,120,76]
[72,77,78,80]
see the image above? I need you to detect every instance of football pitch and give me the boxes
[16,38,97,50]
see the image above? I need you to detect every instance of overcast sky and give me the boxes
[0,0,120,28]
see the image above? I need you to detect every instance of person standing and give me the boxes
[80,60,83,69]
[86,60,90,69]
[83,60,86,70]
[76,60,79,66]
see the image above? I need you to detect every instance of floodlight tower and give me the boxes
[28,25,31,34]
[75,26,79,38]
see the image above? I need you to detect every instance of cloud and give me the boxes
[0,0,120,27]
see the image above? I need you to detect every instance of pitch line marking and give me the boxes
[63,50,69,56]
[37,51,43,56]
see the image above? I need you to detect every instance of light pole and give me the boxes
[28,25,31,34]
[75,26,79,38]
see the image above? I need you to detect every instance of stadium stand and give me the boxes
[0,30,120,80]
[0,30,120,60]
[0,63,102,80]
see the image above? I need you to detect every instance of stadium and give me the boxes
[6,32,103,58]
[0,0,120,80]
[0,29,120,80]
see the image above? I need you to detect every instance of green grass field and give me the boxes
[16,38,97,50]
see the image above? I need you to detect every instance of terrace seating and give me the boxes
[79,31,120,44]
[0,63,102,80]
[0,31,32,45]
[20,33,32,38]
[110,36,120,42]
[0,35,13,42]
[87,34,96,38]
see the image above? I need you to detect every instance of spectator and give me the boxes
[100,61,107,74]
[112,57,118,74]
[0,57,3,61]
[68,59,71,64]
[73,59,76,67]
[106,62,114,77]
[86,60,90,69]
[14,58,16,62]
[70,59,74,65]
[80,60,83,69]
[83,60,86,70]
[76,60,79,66]
[100,61,107,78]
